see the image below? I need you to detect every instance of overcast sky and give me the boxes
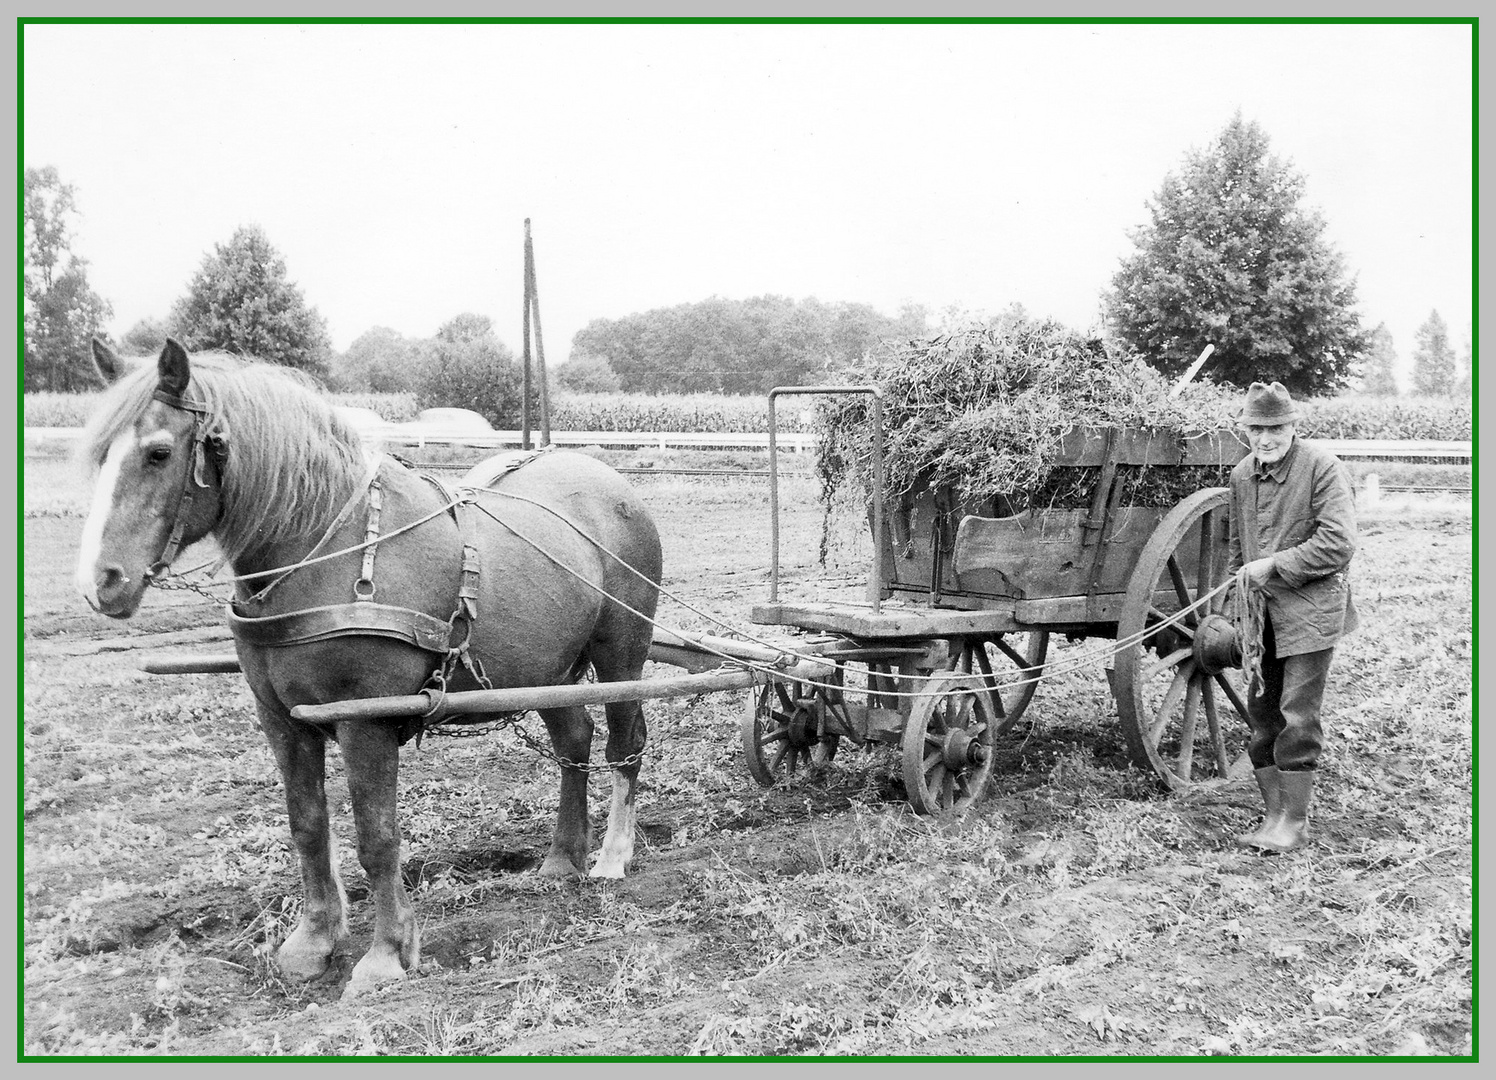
[22,21,1474,391]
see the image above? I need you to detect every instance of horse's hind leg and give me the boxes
[256,702,348,981]
[591,697,646,879]
[537,705,594,879]
[336,719,418,991]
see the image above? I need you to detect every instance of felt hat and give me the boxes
[1239,381,1302,425]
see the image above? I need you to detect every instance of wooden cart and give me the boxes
[745,387,1253,810]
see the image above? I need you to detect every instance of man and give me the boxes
[1226,381,1359,853]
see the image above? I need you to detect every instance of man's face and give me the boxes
[1245,422,1296,466]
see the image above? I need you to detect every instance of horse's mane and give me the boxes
[80,351,369,564]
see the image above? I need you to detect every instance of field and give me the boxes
[23,442,1473,1058]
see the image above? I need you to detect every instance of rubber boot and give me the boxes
[1250,769,1314,853]
[1233,766,1281,848]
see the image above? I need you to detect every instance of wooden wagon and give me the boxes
[744,386,1254,810]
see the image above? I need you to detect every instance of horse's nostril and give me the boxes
[97,565,131,597]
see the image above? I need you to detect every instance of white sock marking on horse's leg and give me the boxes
[75,432,134,603]
[589,772,635,879]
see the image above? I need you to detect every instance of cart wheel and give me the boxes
[742,680,835,787]
[1115,487,1251,790]
[900,672,996,815]
[960,632,1050,735]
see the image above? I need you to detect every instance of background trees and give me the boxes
[330,326,425,393]
[413,313,527,425]
[568,295,928,394]
[23,166,113,391]
[1359,323,1400,396]
[1411,310,1457,396]
[168,225,332,379]
[1106,114,1367,396]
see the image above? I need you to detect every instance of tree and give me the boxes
[1411,310,1457,396]
[1359,323,1399,396]
[119,317,172,358]
[331,326,422,393]
[555,354,621,394]
[568,295,925,394]
[1107,114,1367,396]
[169,224,331,379]
[1456,325,1472,398]
[23,166,114,391]
[414,313,526,425]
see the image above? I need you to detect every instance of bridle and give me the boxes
[145,381,228,581]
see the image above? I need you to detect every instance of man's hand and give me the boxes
[1243,556,1276,589]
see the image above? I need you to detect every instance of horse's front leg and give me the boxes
[336,718,418,992]
[536,705,594,879]
[255,701,348,981]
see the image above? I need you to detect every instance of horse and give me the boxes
[76,337,663,992]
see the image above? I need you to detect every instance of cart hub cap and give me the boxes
[1193,614,1242,676]
[942,728,986,769]
[787,701,818,747]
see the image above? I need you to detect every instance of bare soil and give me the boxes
[23,452,1473,1058]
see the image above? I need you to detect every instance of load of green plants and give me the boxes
[813,317,1242,515]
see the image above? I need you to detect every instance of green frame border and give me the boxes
[17,12,1478,1065]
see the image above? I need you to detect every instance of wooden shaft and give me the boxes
[141,654,242,674]
[288,657,824,724]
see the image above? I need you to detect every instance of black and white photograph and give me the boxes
[20,18,1475,1059]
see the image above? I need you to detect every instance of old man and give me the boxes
[1227,380,1359,853]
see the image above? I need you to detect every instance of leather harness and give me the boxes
[145,379,538,684]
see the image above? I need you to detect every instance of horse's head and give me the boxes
[76,338,230,618]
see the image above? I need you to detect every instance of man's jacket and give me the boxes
[1226,437,1360,657]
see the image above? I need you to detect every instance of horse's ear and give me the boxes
[91,337,126,385]
[157,337,192,398]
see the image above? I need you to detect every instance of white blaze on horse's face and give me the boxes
[75,414,195,619]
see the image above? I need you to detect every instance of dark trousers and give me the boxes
[1246,614,1335,772]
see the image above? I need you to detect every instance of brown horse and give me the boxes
[76,338,663,992]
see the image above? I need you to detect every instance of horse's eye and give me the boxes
[146,446,173,465]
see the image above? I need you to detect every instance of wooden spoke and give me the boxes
[1147,661,1195,747]
[1196,510,1214,599]
[1141,646,1193,683]
[1148,606,1195,639]
[1175,678,1202,780]
[1203,680,1229,775]
[1213,672,1249,718]
[1166,555,1197,626]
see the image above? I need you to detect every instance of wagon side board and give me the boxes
[875,426,1246,609]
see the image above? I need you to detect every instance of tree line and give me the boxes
[24,113,1473,402]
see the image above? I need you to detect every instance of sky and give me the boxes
[21,21,1475,392]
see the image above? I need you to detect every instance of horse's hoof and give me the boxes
[538,854,584,880]
[345,950,408,996]
[276,932,335,982]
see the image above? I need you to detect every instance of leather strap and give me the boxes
[226,600,455,653]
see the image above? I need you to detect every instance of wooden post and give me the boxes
[525,224,552,446]
[521,219,534,450]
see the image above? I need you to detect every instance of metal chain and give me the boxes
[145,574,233,604]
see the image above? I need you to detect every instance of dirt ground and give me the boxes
[22,450,1474,1058]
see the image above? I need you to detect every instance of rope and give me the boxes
[1232,567,1267,691]
[467,488,1234,701]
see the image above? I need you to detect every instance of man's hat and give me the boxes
[1239,381,1301,425]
